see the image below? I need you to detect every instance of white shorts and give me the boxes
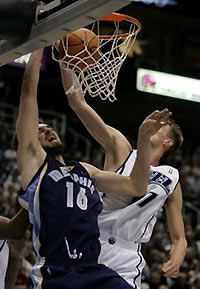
[0,240,9,289]
[98,234,145,289]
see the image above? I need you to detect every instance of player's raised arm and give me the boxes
[84,109,172,196]
[61,69,131,171]
[161,183,187,278]
[16,49,46,189]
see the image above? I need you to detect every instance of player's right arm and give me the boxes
[161,183,187,278]
[61,69,132,171]
[16,49,46,189]
[83,109,172,196]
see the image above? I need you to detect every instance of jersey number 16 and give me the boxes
[66,182,88,210]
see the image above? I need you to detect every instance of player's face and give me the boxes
[38,124,61,146]
[38,124,64,156]
[150,124,172,148]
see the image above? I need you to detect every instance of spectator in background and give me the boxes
[169,272,190,289]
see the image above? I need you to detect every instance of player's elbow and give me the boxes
[132,180,148,197]
[133,188,147,197]
[126,181,147,197]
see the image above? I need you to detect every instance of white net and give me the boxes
[52,13,141,101]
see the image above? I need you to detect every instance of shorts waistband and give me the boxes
[100,232,141,251]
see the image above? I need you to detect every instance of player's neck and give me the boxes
[150,151,162,166]
[150,158,160,166]
[55,155,65,165]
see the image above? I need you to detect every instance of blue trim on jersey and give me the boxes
[132,243,142,289]
[149,181,169,195]
[18,155,48,196]
[33,164,48,256]
[138,214,156,241]
[173,179,179,191]
[115,150,134,174]
[19,175,40,218]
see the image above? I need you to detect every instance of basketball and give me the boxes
[58,28,101,71]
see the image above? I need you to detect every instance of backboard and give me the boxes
[0,0,132,66]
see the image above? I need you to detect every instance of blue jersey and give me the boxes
[18,154,103,262]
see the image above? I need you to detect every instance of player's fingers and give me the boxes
[163,270,179,278]
[156,110,172,125]
[155,108,170,121]
[145,110,160,120]
[161,262,179,278]
[54,40,61,50]
[160,111,172,122]
[160,261,173,272]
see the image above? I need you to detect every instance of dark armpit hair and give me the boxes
[12,132,18,151]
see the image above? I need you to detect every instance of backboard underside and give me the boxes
[0,0,131,66]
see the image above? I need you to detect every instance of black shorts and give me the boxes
[32,260,133,289]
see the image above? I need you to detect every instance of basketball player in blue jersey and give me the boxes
[61,69,187,288]
[12,48,173,289]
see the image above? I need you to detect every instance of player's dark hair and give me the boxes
[163,117,183,158]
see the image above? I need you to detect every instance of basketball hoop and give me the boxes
[52,12,142,102]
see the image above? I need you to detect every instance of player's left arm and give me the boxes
[161,183,187,278]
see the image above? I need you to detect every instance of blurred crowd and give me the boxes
[0,114,200,289]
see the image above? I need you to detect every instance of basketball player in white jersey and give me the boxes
[0,238,9,289]
[60,69,187,288]
[0,209,29,289]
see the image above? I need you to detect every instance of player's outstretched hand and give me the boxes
[138,108,172,139]
[160,259,180,278]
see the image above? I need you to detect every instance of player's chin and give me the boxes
[43,142,65,156]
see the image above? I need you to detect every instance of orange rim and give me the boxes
[99,12,142,39]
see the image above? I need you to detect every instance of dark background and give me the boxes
[1,0,200,146]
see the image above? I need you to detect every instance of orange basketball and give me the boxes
[58,28,101,71]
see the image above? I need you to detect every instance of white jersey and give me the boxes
[98,150,179,288]
[0,240,9,289]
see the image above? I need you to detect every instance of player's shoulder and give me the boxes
[79,162,97,178]
[107,125,132,148]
